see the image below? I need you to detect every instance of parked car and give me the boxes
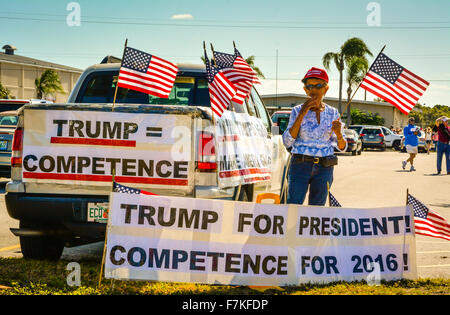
[0,111,18,177]
[0,99,53,112]
[360,126,386,151]
[348,125,367,135]
[271,110,291,135]
[0,100,52,178]
[350,125,403,151]
[380,126,403,151]
[344,129,362,155]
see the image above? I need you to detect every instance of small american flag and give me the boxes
[408,194,450,241]
[117,46,178,98]
[329,192,342,207]
[360,53,429,115]
[113,182,157,196]
[205,52,237,118]
[213,48,260,105]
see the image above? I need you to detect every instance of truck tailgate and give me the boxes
[19,104,200,195]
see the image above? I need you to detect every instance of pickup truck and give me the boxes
[5,62,290,260]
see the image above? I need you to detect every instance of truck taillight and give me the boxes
[11,127,23,167]
[197,131,217,171]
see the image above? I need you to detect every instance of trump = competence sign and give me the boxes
[104,192,417,286]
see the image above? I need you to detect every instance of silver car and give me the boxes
[0,110,18,177]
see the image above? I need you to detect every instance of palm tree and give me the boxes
[323,37,373,115]
[345,56,369,125]
[35,69,65,99]
[244,55,265,79]
[0,82,14,99]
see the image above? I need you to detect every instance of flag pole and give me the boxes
[327,181,330,207]
[98,167,116,288]
[342,45,386,115]
[112,38,128,112]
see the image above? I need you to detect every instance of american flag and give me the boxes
[360,53,429,115]
[329,192,342,207]
[408,194,450,241]
[213,48,260,105]
[113,182,157,196]
[205,52,237,118]
[117,46,178,98]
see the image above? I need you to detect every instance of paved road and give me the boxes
[0,150,449,278]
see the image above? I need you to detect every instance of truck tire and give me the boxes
[393,140,401,151]
[19,221,65,260]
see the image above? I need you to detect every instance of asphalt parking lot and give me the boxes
[0,150,449,279]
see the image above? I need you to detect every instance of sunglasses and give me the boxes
[305,83,327,90]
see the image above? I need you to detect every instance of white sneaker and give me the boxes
[410,166,416,172]
[402,161,407,170]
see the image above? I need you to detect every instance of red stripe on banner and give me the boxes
[219,168,271,178]
[217,135,240,142]
[50,137,136,147]
[23,172,188,186]
[244,176,271,183]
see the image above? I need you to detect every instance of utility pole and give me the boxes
[275,49,278,109]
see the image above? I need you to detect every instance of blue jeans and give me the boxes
[436,141,450,173]
[287,160,334,206]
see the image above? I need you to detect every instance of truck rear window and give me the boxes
[76,72,211,106]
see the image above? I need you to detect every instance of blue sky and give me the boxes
[1,0,449,106]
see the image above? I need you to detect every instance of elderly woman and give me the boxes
[282,67,347,206]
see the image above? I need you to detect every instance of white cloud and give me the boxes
[170,14,194,20]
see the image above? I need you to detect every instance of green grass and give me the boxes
[0,258,449,295]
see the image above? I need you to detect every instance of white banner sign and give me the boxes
[22,109,193,190]
[215,112,272,188]
[104,192,417,285]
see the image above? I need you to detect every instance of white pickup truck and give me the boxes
[5,62,290,260]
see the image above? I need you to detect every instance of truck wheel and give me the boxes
[19,221,65,260]
[393,140,401,151]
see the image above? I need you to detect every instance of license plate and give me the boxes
[0,140,8,151]
[87,202,109,223]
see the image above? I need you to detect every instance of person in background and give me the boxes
[432,128,439,150]
[282,67,347,206]
[402,117,420,172]
[425,127,433,155]
[432,117,450,175]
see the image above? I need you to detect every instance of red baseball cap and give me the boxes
[302,67,329,83]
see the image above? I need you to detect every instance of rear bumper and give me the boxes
[5,192,109,241]
[5,192,109,223]
[362,142,384,148]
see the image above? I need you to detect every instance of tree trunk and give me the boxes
[338,55,344,115]
[346,88,352,126]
